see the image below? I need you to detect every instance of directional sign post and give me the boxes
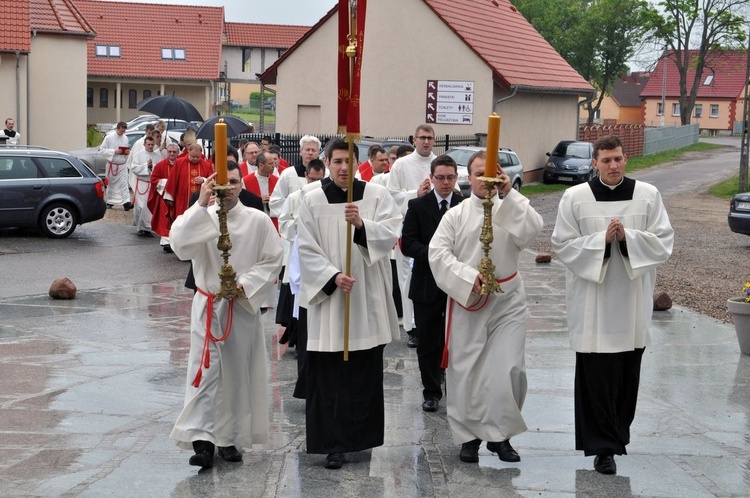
[425,80,474,125]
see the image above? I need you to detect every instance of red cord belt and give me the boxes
[192,287,235,387]
[440,271,518,369]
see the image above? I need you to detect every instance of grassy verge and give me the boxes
[709,174,749,199]
[522,141,726,197]
[230,108,275,128]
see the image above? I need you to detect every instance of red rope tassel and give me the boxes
[192,288,234,388]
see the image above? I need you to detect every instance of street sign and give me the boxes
[426,80,474,125]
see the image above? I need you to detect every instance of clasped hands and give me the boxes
[606,218,625,243]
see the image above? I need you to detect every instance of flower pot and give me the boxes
[727,297,750,355]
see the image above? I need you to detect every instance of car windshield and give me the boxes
[552,143,590,159]
[444,149,478,167]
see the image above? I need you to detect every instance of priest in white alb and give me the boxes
[297,139,401,470]
[129,135,164,236]
[551,135,673,475]
[428,150,542,464]
[169,164,282,469]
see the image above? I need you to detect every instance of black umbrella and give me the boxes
[137,94,203,122]
[196,115,253,141]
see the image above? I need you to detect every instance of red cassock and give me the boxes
[242,172,279,232]
[147,157,177,237]
[238,161,250,177]
[164,156,214,222]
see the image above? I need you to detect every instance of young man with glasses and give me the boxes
[401,155,463,413]
[386,124,438,348]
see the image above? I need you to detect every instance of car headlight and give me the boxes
[457,173,469,184]
[577,164,590,171]
[545,162,555,169]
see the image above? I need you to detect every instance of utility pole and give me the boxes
[740,28,750,192]
[661,48,667,128]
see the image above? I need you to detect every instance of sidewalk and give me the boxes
[0,250,748,497]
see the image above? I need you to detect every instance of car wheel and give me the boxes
[39,203,78,238]
[513,179,522,191]
[543,177,552,185]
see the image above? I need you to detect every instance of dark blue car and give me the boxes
[543,140,596,184]
[729,191,750,235]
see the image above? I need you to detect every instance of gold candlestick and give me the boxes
[477,176,505,295]
[213,184,246,301]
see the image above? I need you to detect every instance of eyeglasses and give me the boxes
[415,136,435,141]
[432,174,457,182]
[228,179,242,185]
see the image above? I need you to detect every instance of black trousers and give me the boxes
[414,299,446,401]
[391,259,403,318]
[575,348,645,456]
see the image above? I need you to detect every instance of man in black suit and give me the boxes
[401,155,463,412]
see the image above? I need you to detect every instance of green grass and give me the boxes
[523,141,726,196]
[87,125,103,147]
[708,174,749,198]
[230,108,275,128]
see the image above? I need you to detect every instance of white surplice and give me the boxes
[129,149,162,231]
[99,132,130,205]
[429,189,543,444]
[551,180,674,353]
[297,182,401,352]
[169,202,283,450]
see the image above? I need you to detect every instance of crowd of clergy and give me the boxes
[101,124,673,475]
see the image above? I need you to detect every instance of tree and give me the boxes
[511,0,648,124]
[645,0,749,125]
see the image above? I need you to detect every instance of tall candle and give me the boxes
[485,113,501,178]
[215,122,228,185]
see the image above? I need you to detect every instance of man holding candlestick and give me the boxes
[428,150,542,464]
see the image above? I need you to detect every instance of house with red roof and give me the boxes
[222,22,309,108]
[641,50,749,134]
[596,72,651,125]
[260,0,593,179]
[1,0,95,150]
[74,0,224,127]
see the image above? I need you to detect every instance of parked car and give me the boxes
[0,145,106,238]
[107,114,158,131]
[228,100,243,109]
[543,140,596,184]
[443,146,524,198]
[314,139,411,164]
[728,191,750,235]
[263,97,276,110]
[70,130,182,178]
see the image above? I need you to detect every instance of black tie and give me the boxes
[440,199,448,214]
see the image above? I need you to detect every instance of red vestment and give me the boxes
[148,157,177,237]
[243,172,279,232]
[238,161,250,177]
[277,157,290,174]
[358,160,374,182]
[164,156,213,221]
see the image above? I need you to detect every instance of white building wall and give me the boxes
[0,52,28,145]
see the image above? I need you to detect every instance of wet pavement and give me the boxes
[1,250,749,497]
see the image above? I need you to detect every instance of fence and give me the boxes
[229,133,480,164]
[578,124,644,158]
[643,123,699,155]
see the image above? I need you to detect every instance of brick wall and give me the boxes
[578,124,644,157]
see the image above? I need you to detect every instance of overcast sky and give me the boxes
[104,0,334,26]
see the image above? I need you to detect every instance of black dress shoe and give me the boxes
[422,398,439,412]
[189,440,215,468]
[218,445,243,462]
[487,439,521,462]
[324,452,345,469]
[123,202,133,211]
[162,244,173,253]
[407,333,418,348]
[459,439,481,463]
[594,454,616,474]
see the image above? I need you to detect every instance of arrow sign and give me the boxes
[428,81,436,89]
[427,115,435,122]
[428,92,435,101]
[428,103,435,110]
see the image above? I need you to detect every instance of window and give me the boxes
[671,103,680,116]
[278,49,286,57]
[36,158,81,178]
[143,90,151,100]
[703,74,714,85]
[656,102,664,116]
[128,89,137,109]
[242,49,252,73]
[710,104,719,117]
[95,45,121,57]
[694,104,702,118]
[87,87,93,108]
[100,88,108,108]
[161,48,186,60]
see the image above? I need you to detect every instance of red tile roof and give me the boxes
[261,0,593,95]
[225,22,310,49]
[641,50,749,99]
[424,0,593,94]
[30,0,96,37]
[1,0,31,53]
[74,0,224,80]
